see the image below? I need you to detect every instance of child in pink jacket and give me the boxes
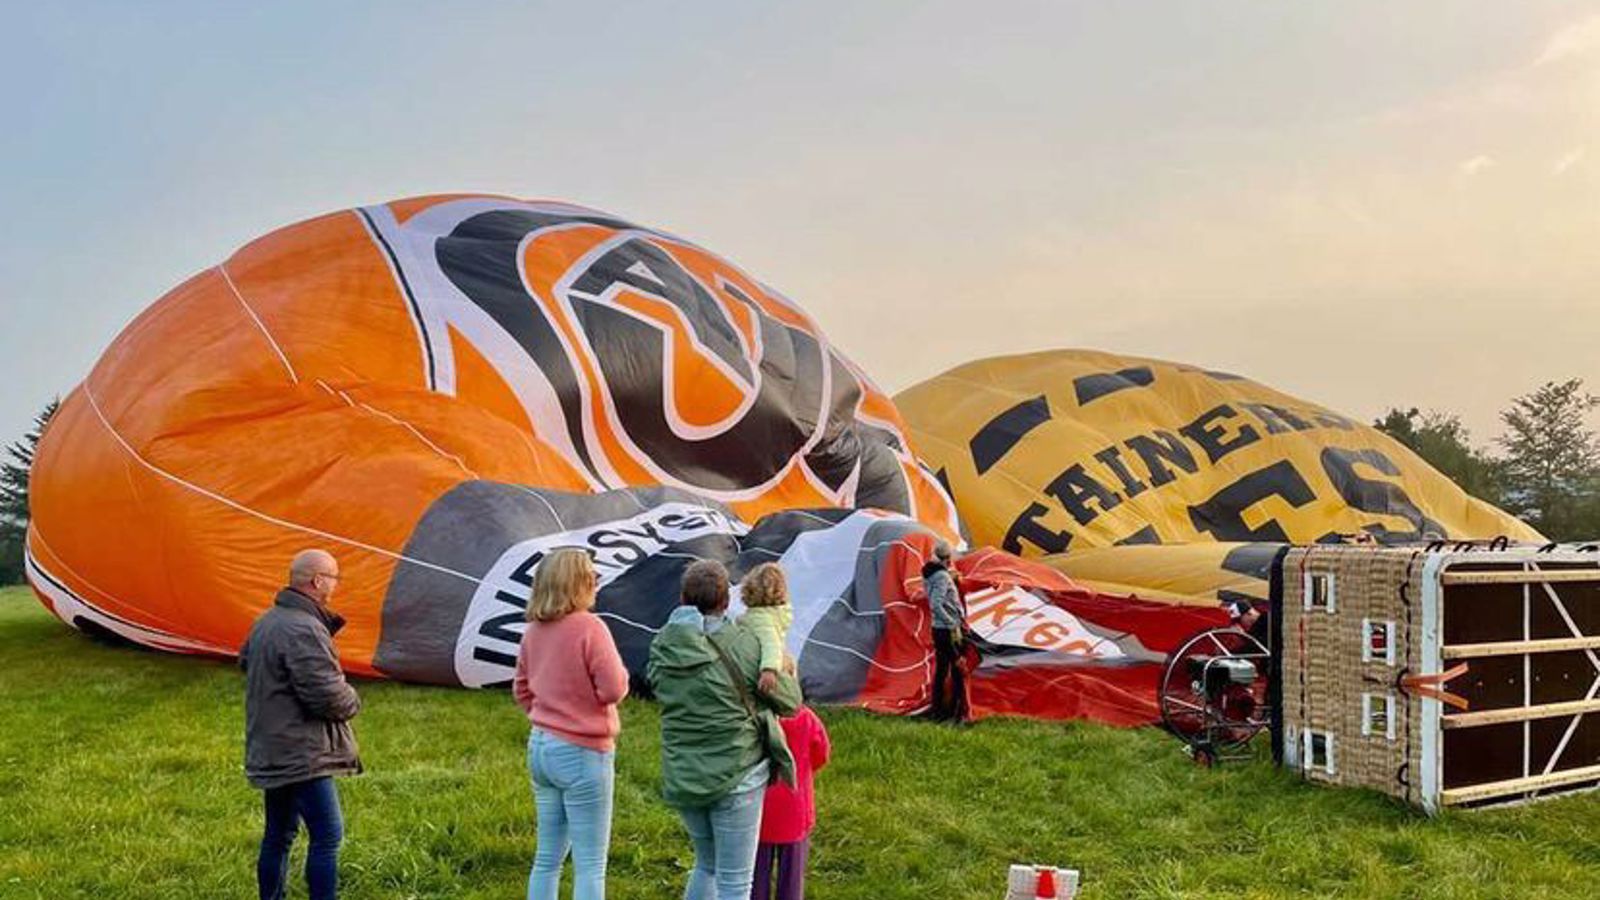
[751,705,831,900]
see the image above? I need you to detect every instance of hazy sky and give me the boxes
[3,1,1597,451]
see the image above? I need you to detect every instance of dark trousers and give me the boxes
[259,776,343,900]
[752,838,810,900]
[931,627,968,721]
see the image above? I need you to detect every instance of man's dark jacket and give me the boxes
[240,589,363,789]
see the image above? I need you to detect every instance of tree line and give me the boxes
[2,380,1597,585]
[1375,378,1600,541]
[1,399,56,585]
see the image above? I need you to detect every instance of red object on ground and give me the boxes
[958,548,1229,726]
[1035,866,1057,898]
[853,538,1230,728]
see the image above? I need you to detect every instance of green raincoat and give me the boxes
[647,607,801,808]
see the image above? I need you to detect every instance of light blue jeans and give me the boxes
[675,784,768,900]
[527,729,616,900]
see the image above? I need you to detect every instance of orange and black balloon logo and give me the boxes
[365,200,929,517]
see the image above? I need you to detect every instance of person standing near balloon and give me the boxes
[738,561,831,898]
[240,549,363,900]
[513,548,630,900]
[923,542,970,723]
[751,702,831,900]
[738,562,797,695]
[649,560,802,900]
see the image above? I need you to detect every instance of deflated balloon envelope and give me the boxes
[373,482,1222,726]
[25,195,960,677]
[27,198,1539,727]
[894,350,1541,606]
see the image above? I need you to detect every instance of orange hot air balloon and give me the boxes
[27,195,960,677]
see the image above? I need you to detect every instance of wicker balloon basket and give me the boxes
[1276,543,1600,811]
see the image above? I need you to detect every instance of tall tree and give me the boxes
[1496,379,1600,541]
[1374,407,1503,505]
[0,398,59,584]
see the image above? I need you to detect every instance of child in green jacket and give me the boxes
[739,563,795,695]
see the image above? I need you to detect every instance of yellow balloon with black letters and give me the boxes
[896,350,1541,606]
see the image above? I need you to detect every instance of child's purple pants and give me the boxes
[751,838,809,900]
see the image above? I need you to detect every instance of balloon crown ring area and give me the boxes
[1006,863,1080,899]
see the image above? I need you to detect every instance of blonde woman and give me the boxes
[512,548,629,900]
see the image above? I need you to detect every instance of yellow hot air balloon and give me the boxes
[897,350,1540,606]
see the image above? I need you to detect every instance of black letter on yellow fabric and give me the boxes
[1124,430,1200,487]
[1043,464,1123,526]
[1319,447,1446,541]
[1241,403,1315,435]
[1093,445,1149,498]
[1002,502,1073,555]
[1180,404,1261,464]
[1186,460,1315,542]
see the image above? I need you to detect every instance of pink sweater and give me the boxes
[512,611,630,752]
[760,706,832,844]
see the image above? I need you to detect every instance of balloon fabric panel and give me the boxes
[895,350,1541,605]
[27,195,960,683]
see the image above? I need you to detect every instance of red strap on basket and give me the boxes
[1400,663,1471,710]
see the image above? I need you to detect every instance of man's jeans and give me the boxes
[675,784,767,900]
[258,776,343,900]
[527,729,616,900]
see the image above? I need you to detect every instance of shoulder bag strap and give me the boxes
[708,631,762,722]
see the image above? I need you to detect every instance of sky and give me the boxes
[2,1,1597,451]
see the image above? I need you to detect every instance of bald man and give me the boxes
[240,549,362,900]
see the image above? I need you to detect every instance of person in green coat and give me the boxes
[648,560,801,900]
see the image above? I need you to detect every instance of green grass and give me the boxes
[1,586,1597,899]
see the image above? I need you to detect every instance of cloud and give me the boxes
[1553,147,1586,175]
[1535,14,1600,66]
[1459,154,1495,175]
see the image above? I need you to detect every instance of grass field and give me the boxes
[1,586,1598,898]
